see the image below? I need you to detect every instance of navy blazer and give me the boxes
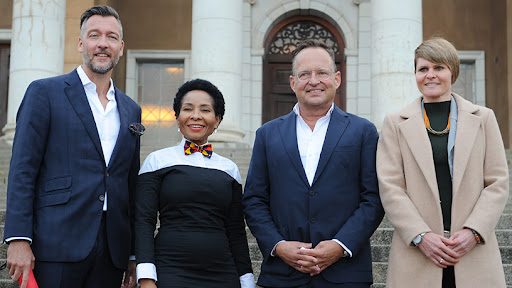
[242,105,384,286]
[3,69,141,270]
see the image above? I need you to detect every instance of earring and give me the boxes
[214,128,217,133]
[178,127,180,132]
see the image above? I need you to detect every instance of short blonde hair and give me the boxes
[414,37,460,84]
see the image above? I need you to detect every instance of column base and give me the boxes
[1,122,15,145]
[209,127,245,144]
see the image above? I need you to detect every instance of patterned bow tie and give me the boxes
[184,140,213,158]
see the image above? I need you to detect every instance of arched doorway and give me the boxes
[262,15,346,123]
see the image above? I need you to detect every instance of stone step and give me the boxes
[498,214,512,229]
[0,266,14,286]
[505,264,512,287]
[372,262,387,286]
[0,280,17,288]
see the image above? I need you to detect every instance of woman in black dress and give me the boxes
[135,79,255,288]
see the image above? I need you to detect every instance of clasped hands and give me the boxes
[417,229,478,268]
[275,240,344,276]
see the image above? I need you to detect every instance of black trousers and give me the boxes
[33,213,124,288]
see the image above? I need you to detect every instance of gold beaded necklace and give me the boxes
[423,107,450,136]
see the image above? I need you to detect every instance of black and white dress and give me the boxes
[135,138,254,288]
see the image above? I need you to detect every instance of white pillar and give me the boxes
[3,0,66,143]
[191,0,244,143]
[371,0,422,129]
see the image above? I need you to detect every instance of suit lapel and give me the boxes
[64,70,105,161]
[312,107,348,184]
[398,100,440,203]
[107,88,129,169]
[277,112,309,187]
[451,96,480,197]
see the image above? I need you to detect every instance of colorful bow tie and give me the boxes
[184,140,213,158]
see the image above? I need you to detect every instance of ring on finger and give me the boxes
[439,258,444,264]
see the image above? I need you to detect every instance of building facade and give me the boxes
[0,0,511,150]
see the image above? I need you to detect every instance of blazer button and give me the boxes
[310,217,317,223]
[309,190,315,196]
[99,195,105,202]
[105,172,110,177]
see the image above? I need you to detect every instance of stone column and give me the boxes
[3,0,67,143]
[191,0,244,143]
[371,0,422,129]
[508,0,512,150]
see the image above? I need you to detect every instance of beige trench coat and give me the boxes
[377,93,508,287]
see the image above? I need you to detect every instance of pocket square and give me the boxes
[129,123,145,136]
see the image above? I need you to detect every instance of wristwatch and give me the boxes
[412,232,426,246]
[342,250,350,257]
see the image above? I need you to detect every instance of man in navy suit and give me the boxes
[4,6,140,288]
[242,39,384,288]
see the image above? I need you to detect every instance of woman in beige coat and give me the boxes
[377,37,508,287]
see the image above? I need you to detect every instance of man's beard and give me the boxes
[83,52,120,74]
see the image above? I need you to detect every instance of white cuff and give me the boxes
[270,240,286,257]
[240,273,256,288]
[129,255,136,261]
[5,237,32,244]
[332,239,352,257]
[136,263,158,283]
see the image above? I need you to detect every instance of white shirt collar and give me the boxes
[77,66,116,100]
[292,102,335,117]
[180,137,210,148]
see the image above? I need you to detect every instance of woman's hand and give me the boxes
[417,232,460,268]
[139,279,157,288]
[448,229,478,257]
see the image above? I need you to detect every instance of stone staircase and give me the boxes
[0,143,510,287]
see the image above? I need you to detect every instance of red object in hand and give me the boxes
[18,269,38,288]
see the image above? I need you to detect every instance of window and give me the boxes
[126,50,191,148]
[453,51,485,106]
[138,61,184,147]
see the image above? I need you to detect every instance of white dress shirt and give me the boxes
[294,103,332,186]
[77,66,120,211]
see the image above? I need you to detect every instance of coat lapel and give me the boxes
[107,87,130,169]
[398,99,440,202]
[277,112,309,187]
[312,106,348,184]
[451,94,480,197]
[64,70,105,161]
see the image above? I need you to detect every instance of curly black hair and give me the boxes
[173,79,225,122]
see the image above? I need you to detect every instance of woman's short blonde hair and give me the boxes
[414,37,460,84]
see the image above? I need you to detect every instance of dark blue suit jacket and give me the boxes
[3,69,141,270]
[242,105,384,287]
